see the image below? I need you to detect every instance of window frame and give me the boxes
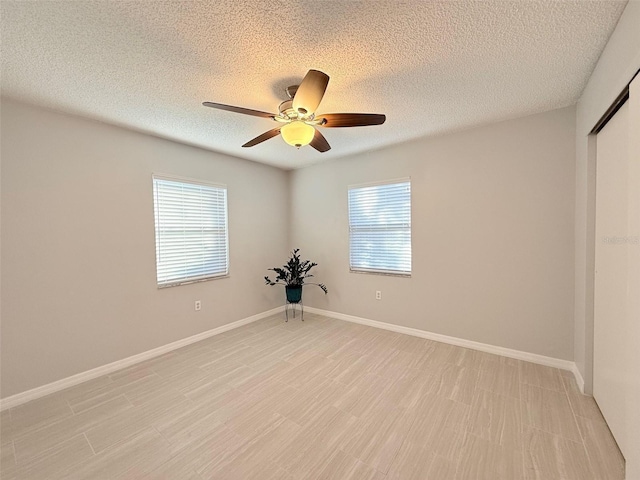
[347,178,412,277]
[152,173,229,288]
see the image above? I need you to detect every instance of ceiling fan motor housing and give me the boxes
[278,99,296,118]
[285,85,298,99]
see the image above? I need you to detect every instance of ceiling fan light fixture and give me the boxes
[281,121,315,148]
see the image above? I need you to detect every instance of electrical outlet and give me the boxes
[376,291,382,300]
[195,300,201,311]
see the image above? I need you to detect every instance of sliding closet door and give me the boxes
[594,100,629,457]
[626,74,640,480]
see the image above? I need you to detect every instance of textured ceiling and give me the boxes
[1,1,627,170]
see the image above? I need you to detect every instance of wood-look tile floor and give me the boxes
[0,313,625,479]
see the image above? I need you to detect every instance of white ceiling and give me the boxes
[1,1,627,170]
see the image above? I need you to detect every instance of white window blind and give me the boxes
[348,179,411,275]
[152,175,228,287]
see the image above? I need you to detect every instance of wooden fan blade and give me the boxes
[203,102,275,119]
[318,113,386,128]
[292,70,329,116]
[310,128,331,153]
[242,127,281,147]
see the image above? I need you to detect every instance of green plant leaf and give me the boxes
[264,249,327,294]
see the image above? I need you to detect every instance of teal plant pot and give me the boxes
[285,285,303,304]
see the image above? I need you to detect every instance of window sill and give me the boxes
[349,269,411,278]
[157,274,229,289]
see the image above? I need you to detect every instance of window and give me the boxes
[348,179,411,275]
[152,175,228,287]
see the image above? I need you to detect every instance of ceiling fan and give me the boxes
[203,69,386,153]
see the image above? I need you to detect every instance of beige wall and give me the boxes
[574,0,640,394]
[0,99,289,398]
[291,106,576,360]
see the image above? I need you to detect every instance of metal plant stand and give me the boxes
[285,300,304,322]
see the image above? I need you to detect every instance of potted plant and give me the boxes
[265,249,328,303]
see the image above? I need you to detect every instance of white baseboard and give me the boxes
[570,363,586,394]
[0,306,284,411]
[305,306,581,382]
